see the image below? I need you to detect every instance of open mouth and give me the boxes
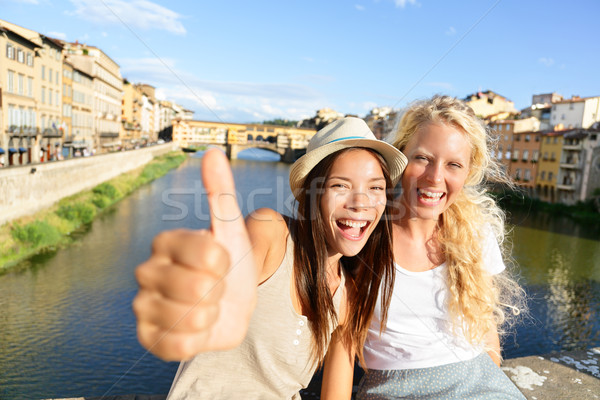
[336,219,371,240]
[417,189,446,204]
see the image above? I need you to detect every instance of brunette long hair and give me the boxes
[290,147,395,367]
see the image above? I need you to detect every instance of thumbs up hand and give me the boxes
[133,149,257,361]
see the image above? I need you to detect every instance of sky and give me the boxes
[1,0,599,123]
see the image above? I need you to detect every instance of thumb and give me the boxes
[202,148,245,244]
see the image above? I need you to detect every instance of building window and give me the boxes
[525,134,531,142]
[524,169,531,181]
[522,150,529,161]
[540,171,546,180]
[55,91,59,105]
[49,68,53,83]
[17,49,24,63]
[56,71,59,84]
[28,77,33,97]
[512,149,519,161]
[554,137,558,144]
[27,52,33,66]
[41,87,46,104]
[515,168,521,180]
[550,152,555,161]
[7,70,14,93]
[49,89,53,105]
[561,114,565,120]
[548,172,553,182]
[6,43,15,59]
[42,65,46,80]
[546,137,550,144]
[532,150,539,162]
[18,74,24,95]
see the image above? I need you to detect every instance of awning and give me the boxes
[8,148,17,153]
[0,148,4,155]
[18,147,27,153]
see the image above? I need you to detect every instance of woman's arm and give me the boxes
[321,328,355,400]
[133,149,265,361]
[485,325,501,366]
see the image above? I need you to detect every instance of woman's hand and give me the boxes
[133,149,257,361]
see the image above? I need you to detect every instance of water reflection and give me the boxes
[507,206,600,241]
[545,249,600,351]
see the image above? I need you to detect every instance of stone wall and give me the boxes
[0,143,179,226]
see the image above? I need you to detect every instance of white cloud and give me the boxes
[46,31,67,40]
[101,31,108,37]
[301,56,315,63]
[119,58,325,122]
[67,0,186,35]
[445,26,456,36]
[538,57,555,67]
[355,4,365,11]
[394,0,417,8]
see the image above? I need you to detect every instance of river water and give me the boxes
[1,149,599,399]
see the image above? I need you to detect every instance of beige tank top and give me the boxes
[166,233,346,400]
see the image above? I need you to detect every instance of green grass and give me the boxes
[0,151,187,273]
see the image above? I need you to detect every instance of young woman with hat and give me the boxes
[133,117,407,399]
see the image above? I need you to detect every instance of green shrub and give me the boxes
[56,202,97,224]
[92,195,111,209]
[92,182,121,200]
[11,221,61,247]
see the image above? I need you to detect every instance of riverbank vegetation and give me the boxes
[493,188,600,224]
[0,152,187,274]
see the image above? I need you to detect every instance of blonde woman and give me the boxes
[322,96,526,399]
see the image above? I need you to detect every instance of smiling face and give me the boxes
[319,149,388,259]
[400,122,472,221]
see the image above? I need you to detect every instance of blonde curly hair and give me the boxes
[389,95,526,358]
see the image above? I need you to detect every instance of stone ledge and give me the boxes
[50,348,600,400]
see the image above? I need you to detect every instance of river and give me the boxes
[0,149,599,399]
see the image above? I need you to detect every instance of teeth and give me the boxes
[338,219,368,228]
[419,189,443,198]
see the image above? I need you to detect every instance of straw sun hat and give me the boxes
[289,117,407,198]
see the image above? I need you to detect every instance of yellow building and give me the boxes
[464,90,518,118]
[537,131,563,202]
[37,35,64,162]
[0,19,39,165]
[121,80,143,147]
[64,42,123,153]
[68,57,94,156]
[61,60,73,157]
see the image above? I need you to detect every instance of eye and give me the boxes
[329,182,349,189]
[449,162,463,169]
[370,185,385,191]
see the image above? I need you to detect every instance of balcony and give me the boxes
[556,183,576,191]
[100,131,119,138]
[560,161,582,169]
[563,143,583,150]
[42,127,61,138]
[8,126,39,136]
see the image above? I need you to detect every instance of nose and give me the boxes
[347,190,372,211]
[425,163,443,184]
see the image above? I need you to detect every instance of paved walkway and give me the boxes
[50,348,600,400]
